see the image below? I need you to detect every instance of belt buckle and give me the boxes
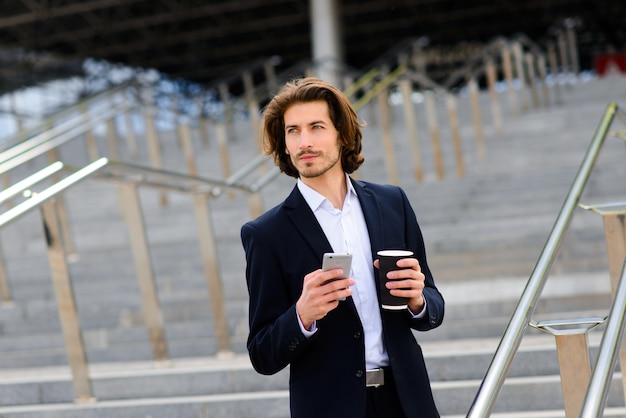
[366,368,385,388]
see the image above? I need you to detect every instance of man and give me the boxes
[241,77,444,418]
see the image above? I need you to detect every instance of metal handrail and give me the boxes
[0,158,109,228]
[0,81,135,149]
[467,102,619,417]
[580,258,626,417]
[0,101,132,176]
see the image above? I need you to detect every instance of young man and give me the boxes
[241,77,444,418]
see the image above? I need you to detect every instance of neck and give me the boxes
[301,170,348,210]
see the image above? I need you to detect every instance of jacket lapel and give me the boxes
[350,179,384,258]
[284,185,333,263]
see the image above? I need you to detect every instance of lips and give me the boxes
[298,152,320,162]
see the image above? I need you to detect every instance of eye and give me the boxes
[312,124,323,130]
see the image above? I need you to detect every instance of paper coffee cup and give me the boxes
[377,250,414,310]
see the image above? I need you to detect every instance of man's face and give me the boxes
[284,100,342,179]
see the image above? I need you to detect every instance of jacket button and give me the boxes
[353,331,361,339]
[356,370,363,378]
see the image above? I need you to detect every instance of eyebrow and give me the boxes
[285,120,327,130]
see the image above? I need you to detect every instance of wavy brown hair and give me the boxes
[262,77,365,178]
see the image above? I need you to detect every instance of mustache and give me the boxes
[296,150,321,158]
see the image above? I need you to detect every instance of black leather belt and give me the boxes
[366,368,386,388]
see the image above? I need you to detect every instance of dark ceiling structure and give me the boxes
[0,0,625,94]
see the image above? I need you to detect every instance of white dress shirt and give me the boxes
[296,175,389,369]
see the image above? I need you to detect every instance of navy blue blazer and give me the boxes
[241,178,444,418]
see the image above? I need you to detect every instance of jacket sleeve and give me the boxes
[241,221,316,375]
[399,187,445,331]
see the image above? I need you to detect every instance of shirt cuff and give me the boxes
[296,309,318,337]
[407,298,427,318]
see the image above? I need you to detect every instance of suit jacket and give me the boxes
[241,178,444,418]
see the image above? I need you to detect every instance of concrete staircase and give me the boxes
[0,74,625,417]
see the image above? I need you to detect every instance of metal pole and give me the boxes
[192,194,233,355]
[446,93,465,178]
[40,199,94,402]
[398,79,423,182]
[468,78,486,159]
[117,182,169,363]
[376,90,399,185]
[424,91,444,180]
[485,59,504,138]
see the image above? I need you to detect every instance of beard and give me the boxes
[294,150,341,179]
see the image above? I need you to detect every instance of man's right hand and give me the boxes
[296,268,354,330]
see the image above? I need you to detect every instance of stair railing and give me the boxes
[0,156,266,402]
[467,102,626,417]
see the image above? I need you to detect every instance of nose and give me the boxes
[298,129,314,149]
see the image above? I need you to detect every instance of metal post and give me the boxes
[512,42,529,112]
[142,90,168,207]
[424,91,444,180]
[398,79,423,182]
[548,42,562,104]
[468,78,486,160]
[530,318,604,418]
[192,194,233,355]
[215,123,234,200]
[525,53,540,109]
[122,92,138,161]
[485,59,504,137]
[106,117,120,162]
[445,93,464,178]
[79,103,99,161]
[376,89,398,185]
[178,120,197,176]
[40,199,94,402]
[47,149,77,259]
[537,55,550,108]
[501,45,518,117]
[117,182,169,363]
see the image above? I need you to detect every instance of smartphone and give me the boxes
[322,252,353,301]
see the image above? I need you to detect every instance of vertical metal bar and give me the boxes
[47,149,77,258]
[178,121,197,176]
[106,117,120,161]
[117,182,169,362]
[512,42,529,112]
[446,94,464,178]
[215,123,234,200]
[501,45,518,117]
[424,91,444,180]
[398,79,423,182]
[79,102,99,161]
[192,194,232,355]
[525,53,540,109]
[376,90,398,185]
[566,26,580,76]
[218,83,235,143]
[122,92,138,161]
[601,212,626,401]
[555,333,591,418]
[142,93,168,207]
[468,78,486,160]
[537,55,550,108]
[558,31,570,78]
[485,59,504,137]
[548,42,562,104]
[40,199,93,402]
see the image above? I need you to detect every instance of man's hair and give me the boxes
[262,77,365,178]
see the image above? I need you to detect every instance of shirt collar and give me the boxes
[297,174,357,212]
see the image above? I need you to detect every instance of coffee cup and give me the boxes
[377,250,413,310]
